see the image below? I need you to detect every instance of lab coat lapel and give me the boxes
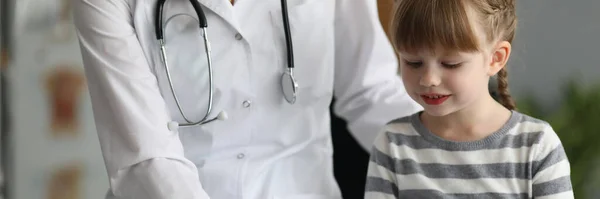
[196,0,238,29]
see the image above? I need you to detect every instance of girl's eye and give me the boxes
[442,63,462,68]
[404,60,423,68]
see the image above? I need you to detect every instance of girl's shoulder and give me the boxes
[510,111,563,147]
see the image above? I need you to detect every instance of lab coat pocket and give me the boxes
[177,126,214,167]
[269,0,336,104]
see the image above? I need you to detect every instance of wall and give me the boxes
[4,0,109,198]
[509,0,600,108]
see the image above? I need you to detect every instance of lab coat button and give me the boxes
[235,33,243,40]
[242,100,252,108]
[237,153,245,159]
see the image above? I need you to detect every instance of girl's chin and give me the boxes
[421,106,456,117]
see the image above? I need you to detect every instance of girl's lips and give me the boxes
[420,94,451,105]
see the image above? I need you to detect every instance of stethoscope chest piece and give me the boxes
[281,68,298,104]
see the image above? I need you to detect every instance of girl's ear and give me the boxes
[488,41,512,76]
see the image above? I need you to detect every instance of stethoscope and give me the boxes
[156,0,298,131]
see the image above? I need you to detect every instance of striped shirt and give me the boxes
[365,111,574,199]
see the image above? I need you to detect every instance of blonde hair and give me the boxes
[391,0,517,110]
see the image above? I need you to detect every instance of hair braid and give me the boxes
[496,68,516,110]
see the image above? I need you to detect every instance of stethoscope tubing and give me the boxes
[155,0,295,127]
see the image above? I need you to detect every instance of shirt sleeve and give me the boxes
[332,0,422,151]
[364,130,398,199]
[73,0,210,198]
[532,125,574,199]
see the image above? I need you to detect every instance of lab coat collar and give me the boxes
[196,0,239,29]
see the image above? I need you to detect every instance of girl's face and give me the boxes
[398,3,512,117]
[399,49,493,117]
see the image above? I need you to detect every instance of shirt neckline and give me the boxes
[410,110,522,150]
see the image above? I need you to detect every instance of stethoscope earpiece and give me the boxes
[167,121,180,132]
[216,111,228,120]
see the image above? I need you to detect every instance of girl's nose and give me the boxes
[419,67,441,87]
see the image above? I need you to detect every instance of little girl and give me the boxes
[365,0,573,198]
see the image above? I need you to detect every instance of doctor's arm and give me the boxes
[332,0,422,151]
[73,0,210,198]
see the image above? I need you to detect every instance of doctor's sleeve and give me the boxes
[332,1,422,151]
[72,0,210,198]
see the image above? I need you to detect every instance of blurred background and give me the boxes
[1,0,599,199]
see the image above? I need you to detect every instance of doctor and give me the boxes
[73,0,421,198]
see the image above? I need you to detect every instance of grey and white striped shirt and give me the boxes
[365,111,573,199]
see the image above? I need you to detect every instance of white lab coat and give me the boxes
[72,0,422,198]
